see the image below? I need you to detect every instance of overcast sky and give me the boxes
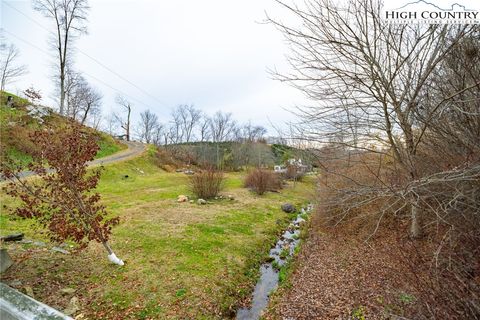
[1,0,308,133]
[2,0,479,134]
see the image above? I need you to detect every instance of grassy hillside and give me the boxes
[0,90,126,166]
[0,150,315,319]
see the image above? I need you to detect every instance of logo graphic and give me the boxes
[383,0,480,24]
[395,1,474,11]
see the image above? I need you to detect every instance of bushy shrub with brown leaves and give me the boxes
[244,168,283,195]
[1,120,123,263]
[190,168,224,199]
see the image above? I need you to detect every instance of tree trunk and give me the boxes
[126,106,131,141]
[80,103,91,125]
[1,72,6,92]
[101,241,113,254]
[102,241,124,266]
[410,198,422,239]
[59,71,65,115]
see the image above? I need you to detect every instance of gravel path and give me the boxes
[11,141,146,179]
[88,141,146,167]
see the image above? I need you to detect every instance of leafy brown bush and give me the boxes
[190,168,224,199]
[244,168,283,195]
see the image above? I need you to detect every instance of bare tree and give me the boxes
[78,83,102,125]
[114,95,132,141]
[198,116,211,142]
[231,141,274,169]
[421,31,480,158]
[33,0,89,115]
[88,106,102,130]
[64,64,83,116]
[64,71,102,125]
[152,122,165,146]
[275,18,480,313]
[178,104,202,142]
[0,41,27,92]
[137,109,159,144]
[169,110,182,144]
[209,111,236,142]
[103,112,117,136]
[168,104,202,143]
[270,0,478,238]
[163,125,179,146]
[241,121,267,142]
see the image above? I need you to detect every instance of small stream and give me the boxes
[236,204,313,320]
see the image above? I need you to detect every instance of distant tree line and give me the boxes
[132,104,267,146]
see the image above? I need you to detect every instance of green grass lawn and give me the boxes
[0,153,315,319]
[94,132,127,159]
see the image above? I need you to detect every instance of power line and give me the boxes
[2,28,159,112]
[2,29,50,55]
[77,50,168,108]
[2,1,169,109]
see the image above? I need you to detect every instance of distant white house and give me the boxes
[287,158,302,166]
[287,158,310,173]
[274,158,311,173]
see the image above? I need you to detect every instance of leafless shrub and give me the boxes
[316,148,480,318]
[244,168,283,195]
[154,147,183,171]
[284,165,305,182]
[190,168,224,199]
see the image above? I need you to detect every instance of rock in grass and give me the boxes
[265,256,275,263]
[23,286,34,298]
[8,280,22,287]
[64,297,80,316]
[33,241,46,247]
[281,203,296,213]
[295,217,306,226]
[60,288,76,295]
[0,249,13,273]
[1,233,24,242]
[177,195,189,203]
[197,199,207,205]
[51,247,70,254]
